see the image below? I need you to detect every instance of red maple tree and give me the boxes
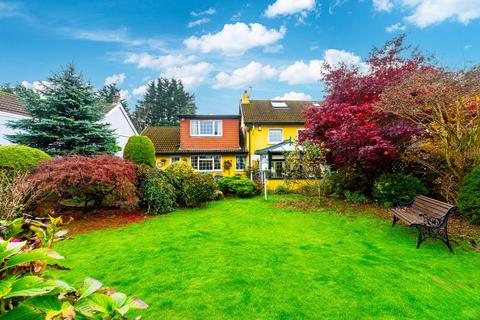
[302,36,428,173]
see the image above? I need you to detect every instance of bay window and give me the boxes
[191,155,221,171]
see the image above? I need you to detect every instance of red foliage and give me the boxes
[302,36,425,171]
[29,155,139,209]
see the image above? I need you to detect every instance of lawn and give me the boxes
[53,196,480,319]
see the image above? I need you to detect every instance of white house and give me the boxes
[0,91,137,156]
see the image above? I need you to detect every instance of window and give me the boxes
[191,155,221,171]
[190,120,222,136]
[171,156,180,163]
[236,155,246,170]
[271,101,288,108]
[268,129,283,144]
[270,160,285,179]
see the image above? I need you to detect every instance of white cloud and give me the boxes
[132,84,149,96]
[403,0,480,28]
[272,91,312,101]
[191,8,216,17]
[63,27,163,49]
[279,60,323,85]
[373,0,480,28]
[373,0,393,12]
[104,73,126,86]
[161,62,213,88]
[385,22,406,32]
[279,49,367,85]
[124,53,196,70]
[184,22,286,55]
[213,61,277,89]
[119,89,130,101]
[0,2,24,18]
[188,18,210,28]
[265,0,316,17]
[21,80,51,91]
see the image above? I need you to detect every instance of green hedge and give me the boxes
[218,176,259,198]
[458,166,480,224]
[373,173,427,208]
[0,145,51,173]
[123,135,156,167]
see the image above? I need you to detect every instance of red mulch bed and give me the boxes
[61,209,151,234]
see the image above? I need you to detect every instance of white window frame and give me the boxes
[190,155,221,172]
[235,155,247,171]
[171,156,180,163]
[268,128,283,144]
[190,120,223,137]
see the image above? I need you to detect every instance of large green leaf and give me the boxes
[75,293,113,318]
[3,248,63,270]
[0,305,43,320]
[0,241,26,262]
[0,277,15,299]
[4,276,57,298]
[78,277,102,299]
[22,295,62,312]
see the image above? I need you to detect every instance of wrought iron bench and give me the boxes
[389,195,457,252]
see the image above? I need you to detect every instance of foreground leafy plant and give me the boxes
[0,216,147,319]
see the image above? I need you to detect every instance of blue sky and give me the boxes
[0,0,479,114]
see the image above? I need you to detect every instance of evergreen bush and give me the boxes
[458,166,480,224]
[0,145,51,173]
[373,173,428,208]
[123,135,156,167]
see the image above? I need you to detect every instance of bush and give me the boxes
[138,167,176,214]
[329,170,369,196]
[0,171,42,220]
[0,145,51,173]
[458,166,480,224]
[182,173,216,207]
[373,173,428,208]
[212,190,224,201]
[29,155,138,210]
[218,176,259,198]
[165,160,194,183]
[344,190,369,205]
[123,135,156,167]
[274,185,290,194]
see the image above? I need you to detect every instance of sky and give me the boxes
[0,0,479,115]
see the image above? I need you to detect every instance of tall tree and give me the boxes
[98,83,130,114]
[7,64,118,156]
[131,78,196,131]
[302,36,428,176]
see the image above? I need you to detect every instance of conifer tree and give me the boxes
[7,64,118,156]
[131,78,196,131]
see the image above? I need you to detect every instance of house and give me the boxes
[0,92,29,146]
[239,91,321,189]
[0,91,137,156]
[142,114,248,176]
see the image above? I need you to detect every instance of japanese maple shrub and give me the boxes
[29,155,139,210]
[302,36,425,187]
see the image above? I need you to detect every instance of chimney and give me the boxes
[113,90,121,105]
[241,90,250,105]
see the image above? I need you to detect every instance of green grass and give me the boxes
[53,196,480,319]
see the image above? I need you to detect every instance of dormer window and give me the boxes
[190,120,222,137]
[271,101,288,108]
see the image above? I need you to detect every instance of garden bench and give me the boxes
[389,195,457,252]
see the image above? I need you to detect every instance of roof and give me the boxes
[255,140,298,155]
[179,114,240,120]
[142,126,247,155]
[240,100,319,124]
[0,92,29,116]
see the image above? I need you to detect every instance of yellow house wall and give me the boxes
[246,124,304,159]
[155,154,246,177]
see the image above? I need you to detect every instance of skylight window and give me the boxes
[271,101,288,108]
[312,102,320,107]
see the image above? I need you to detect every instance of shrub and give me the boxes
[29,155,138,210]
[212,190,224,201]
[0,145,51,173]
[123,135,156,167]
[344,191,369,205]
[0,216,147,318]
[165,160,194,183]
[329,170,370,196]
[458,166,480,224]
[274,185,290,194]
[0,171,42,220]
[138,167,176,214]
[182,173,216,207]
[373,173,428,208]
[218,176,259,198]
